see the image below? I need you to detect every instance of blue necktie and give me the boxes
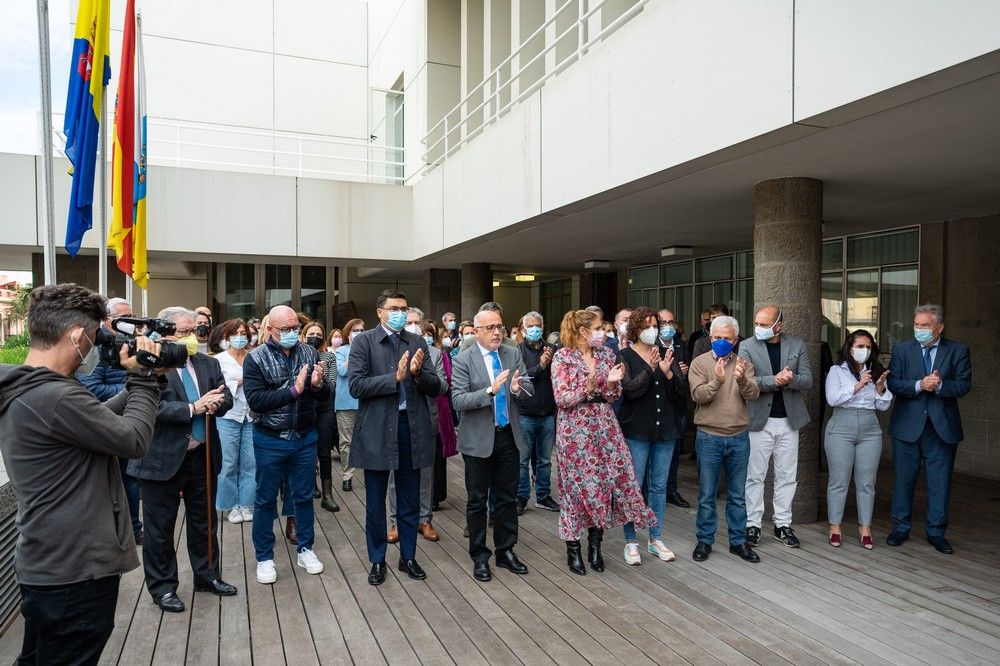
[490,351,509,428]
[923,346,933,375]
[180,366,206,441]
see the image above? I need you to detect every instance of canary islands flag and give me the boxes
[108,0,136,279]
[63,0,111,256]
[131,13,149,289]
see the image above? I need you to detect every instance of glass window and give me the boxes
[696,283,715,314]
[301,266,327,325]
[265,264,292,308]
[674,285,692,335]
[540,278,572,330]
[696,256,732,282]
[224,263,255,321]
[821,273,844,351]
[846,229,918,268]
[733,280,753,337]
[660,261,692,286]
[735,251,754,279]
[879,266,918,353]
[846,270,879,340]
[823,240,843,271]
[629,266,658,290]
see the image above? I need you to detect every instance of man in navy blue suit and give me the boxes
[886,304,971,554]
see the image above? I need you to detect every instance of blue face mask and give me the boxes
[446,321,456,331]
[914,327,935,345]
[659,325,676,340]
[423,336,434,346]
[711,338,734,358]
[524,326,543,342]
[385,310,406,331]
[279,330,299,348]
[229,335,248,350]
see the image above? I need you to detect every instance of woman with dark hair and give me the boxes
[335,318,366,492]
[424,320,457,508]
[824,329,892,549]
[616,307,687,565]
[301,321,340,513]
[551,309,653,575]
[215,318,256,523]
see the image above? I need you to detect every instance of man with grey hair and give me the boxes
[442,311,459,343]
[886,304,971,554]
[459,302,517,353]
[515,311,559,513]
[688,315,761,564]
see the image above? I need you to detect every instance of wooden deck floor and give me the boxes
[1,455,999,665]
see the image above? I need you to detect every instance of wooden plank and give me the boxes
[0,616,23,664]
[150,508,195,666]
[244,512,287,666]
[98,559,146,665]
[218,516,252,666]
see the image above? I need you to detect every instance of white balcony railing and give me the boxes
[421,0,649,170]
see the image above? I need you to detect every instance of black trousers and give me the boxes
[315,405,338,481]
[433,434,448,504]
[464,426,519,563]
[18,575,120,665]
[140,443,219,598]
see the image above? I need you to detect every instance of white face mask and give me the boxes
[441,337,453,349]
[851,347,871,364]
[617,322,628,335]
[639,326,658,346]
[75,330,100,376]
[404,323,421,335]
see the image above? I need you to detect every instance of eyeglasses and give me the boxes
[475,324,506,333]
[273,325,300,334]
[350,328,365,333]
[174,328,195,337]
[381,306,410,313]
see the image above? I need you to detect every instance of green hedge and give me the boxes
[0,347,28,365]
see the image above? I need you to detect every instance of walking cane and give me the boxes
[204,413,214,571]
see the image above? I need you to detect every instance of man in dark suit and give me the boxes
[129,307,236,613]
[452,309,529,582]
[349,290,442,586]
[657,308,691,508]
[886,304,971,554]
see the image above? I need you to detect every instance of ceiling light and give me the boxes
[514,274,534,282]
[492,280,501,287]
[661,245,693,257]
[584,260,609,269]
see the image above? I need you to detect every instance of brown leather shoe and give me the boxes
[387,524,399,544]
[285,516,297,545]
[418,522,440,542]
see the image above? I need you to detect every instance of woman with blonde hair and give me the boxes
[551,309,653,575]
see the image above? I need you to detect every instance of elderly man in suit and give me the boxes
[452,308,530,582]
[886,304,971,554]
[349,290,442,586]
[129,307,236,614]
[738,305,813,549]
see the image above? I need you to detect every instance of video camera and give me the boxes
[95,317,188,369]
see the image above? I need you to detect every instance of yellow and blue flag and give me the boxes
[63,0,111,256]
[131,12,148,289]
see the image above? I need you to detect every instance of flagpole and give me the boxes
[98,88,108,295]
[36,0,57,286]
[125,275,133,309]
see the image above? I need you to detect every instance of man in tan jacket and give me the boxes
[688,315,761,564]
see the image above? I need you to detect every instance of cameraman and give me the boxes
[80,296,145,545]
[0,283,161,664]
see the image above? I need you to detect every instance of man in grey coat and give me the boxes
[738,305,813,548]
[452,309,529,582]
[349,290,442,586]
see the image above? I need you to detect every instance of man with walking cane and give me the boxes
[129,307,236,613]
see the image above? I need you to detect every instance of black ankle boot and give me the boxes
[566,540,586,576]
[320,479,340,513]
[587,527,605,572]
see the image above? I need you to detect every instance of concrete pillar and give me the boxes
[422,268,462,324]
[753,177,823,524]
[461,0,485,137]
[461,262,493,321]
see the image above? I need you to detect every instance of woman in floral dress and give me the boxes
[551,309,654,575]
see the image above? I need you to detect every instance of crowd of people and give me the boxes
[0,283,972,663]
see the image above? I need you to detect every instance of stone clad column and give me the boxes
[753,177,823,524]
[422,268,462,324]
[461,262,493,321]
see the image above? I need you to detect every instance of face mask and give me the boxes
[229,335,248,350]
[176,334,199,356]
[404,323,422,336]
[279,330,299,349]
[659,325,676,340]
[711,338,734,358]
[306,335,324,349]
[349,331,360,343]
[524,326,543,342]
[446,321,456,331]
[851,347,870,364]
[250,334,259,346]
[329,337,343,349]
[441,337,453,349]
[423,335,435,346]
[588,330,606,348]
[386,310,406,331]
[196,323,211,339]
[75,331,100,375]
[914,327,935,345]
[638,327,658,346]
[463,333,475,342]
[617,322,628,335]
[607,332,616,339]
[147,331,162,342]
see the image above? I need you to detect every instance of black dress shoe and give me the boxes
[729,543,761,563]
[194,578,238,596]
[692,542,712,561]
[342,479,352,492]
[473,561,492,582]
[495,550,528,574]
[927,536,954,554]
[368,562,387,586]
[154,592,185,613]
[886,531,909,547]
[666,492,690,508]
[398,558,427,580]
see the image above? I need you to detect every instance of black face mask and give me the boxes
[196,323,211,338]
[306,335,324,349]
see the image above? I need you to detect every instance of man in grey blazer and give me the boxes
[452,309,529,582]
[738,306,813,548]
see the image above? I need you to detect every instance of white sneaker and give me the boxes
[297,549,324,575]
[240,507,253,522]
[257,560,277,584]
[624,542,642,565]
[228,508,243,524]
[647,539,676,562]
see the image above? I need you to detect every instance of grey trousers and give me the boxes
[824,407,884,526]
[388,466,433,524]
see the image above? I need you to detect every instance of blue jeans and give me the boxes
[890,423,956,537]
[252,428,318,561]
[215,418,256,511]
[517,415,555,501]
[624,438,675,541]
[118,458,142,536]
[695,429,750,546]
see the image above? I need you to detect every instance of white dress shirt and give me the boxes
[825,362,893,411]
[477,342,508,425]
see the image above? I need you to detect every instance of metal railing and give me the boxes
[49,114,405,185]
[421,0,649,169]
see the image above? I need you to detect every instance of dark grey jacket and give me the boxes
[348,326,441,470]
[739,334,813,432]
[0,365,159,585]
[244,340,330,437]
